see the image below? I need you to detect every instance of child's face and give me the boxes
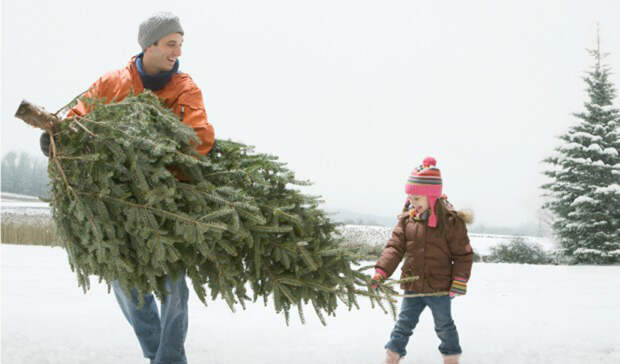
[408,194,429,213]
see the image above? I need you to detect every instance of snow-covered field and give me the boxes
[2,193,555,257]
[2,244,619,364]
[1,192,50,216]
[339,224,556,256]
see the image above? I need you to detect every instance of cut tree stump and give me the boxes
[14,100,60,130]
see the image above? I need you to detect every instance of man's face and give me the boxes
[143,32,183,74]
[408,194,429,214]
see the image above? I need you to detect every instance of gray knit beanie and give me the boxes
[138,12,184,50]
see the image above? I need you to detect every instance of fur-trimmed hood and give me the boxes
[456,209,474,225]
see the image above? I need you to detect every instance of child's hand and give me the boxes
[449,277,467,298]
[371,268,387,290]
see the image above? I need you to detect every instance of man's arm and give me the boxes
[176,87,214,156]
[66,76,108,118]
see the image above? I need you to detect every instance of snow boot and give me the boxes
[442,354,460,364]
[383,349,401,364]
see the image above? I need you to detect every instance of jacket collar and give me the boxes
[133,53,179,91]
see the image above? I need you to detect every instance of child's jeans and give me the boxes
[385,291,462,357]
[112,273,189,364]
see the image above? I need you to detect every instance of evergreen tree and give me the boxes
[16,152,33,194]
[1,151,50,197]
[1,152,18,193]
[14,92,403,325]
[542,33,620,264]
[30,158,50,197]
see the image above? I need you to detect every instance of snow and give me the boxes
[0,201,51,216]
[573,247,605,255]
[603,147,619,157]
[1,193,50,216]
[1,196,555,258]
[338,224,392,246]
[570,132,602,142]
[2,244,619,364]
[563,156,589,165]
[339,225,555,256]
[0,192,43,202]
[571,196,595,206]
[586,144,603,153]
[562,142,584,151]
[556,156,611,168]
[595,184,620,194]
[599,104,618,112]
[467,233,554,255]
[591,221,609,227]
[565,222,588,230]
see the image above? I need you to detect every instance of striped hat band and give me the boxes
[406,176,442,185]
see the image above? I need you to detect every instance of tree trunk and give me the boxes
[14,100,60,130]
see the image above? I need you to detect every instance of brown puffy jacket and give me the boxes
[67,56,214,156]
[375,208,474,293]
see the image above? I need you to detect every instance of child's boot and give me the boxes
[383,349,401,364]
[442,354,460,364]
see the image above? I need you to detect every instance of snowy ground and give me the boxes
[2,244,619,364]
[1,192,50,216]
[339,224,556,256]
[2,194,555,257]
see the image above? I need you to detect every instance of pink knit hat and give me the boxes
[405,157,442,227]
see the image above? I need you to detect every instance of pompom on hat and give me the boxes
[405,156,443,227]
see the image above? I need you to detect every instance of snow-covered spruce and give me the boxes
[542,42,620,264]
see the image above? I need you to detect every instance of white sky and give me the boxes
[2,0,619,228]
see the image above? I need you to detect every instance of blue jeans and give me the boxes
[112,273,189,364]
[385,291,461,357]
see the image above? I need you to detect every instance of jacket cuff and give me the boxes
[450,276,467,296]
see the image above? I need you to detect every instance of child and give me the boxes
[373,157,473,364]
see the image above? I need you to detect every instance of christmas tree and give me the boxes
[15,92,403,324]
[542,32,620,264]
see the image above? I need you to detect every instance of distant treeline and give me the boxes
[1,151,50,198]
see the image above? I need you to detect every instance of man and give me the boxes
[40,12,214,364]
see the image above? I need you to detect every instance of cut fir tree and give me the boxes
[14,92,404,325]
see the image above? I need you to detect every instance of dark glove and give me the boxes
[40,132,51,157]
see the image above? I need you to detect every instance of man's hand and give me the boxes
[40,132,51,157]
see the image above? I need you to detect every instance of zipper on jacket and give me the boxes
[421,223,427,281]
[180,106,185,121]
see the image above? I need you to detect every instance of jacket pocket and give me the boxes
[177,103,206,124]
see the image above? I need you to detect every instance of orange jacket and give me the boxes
[68,56,214,155]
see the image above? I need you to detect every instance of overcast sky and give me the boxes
[2,0,619,228]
